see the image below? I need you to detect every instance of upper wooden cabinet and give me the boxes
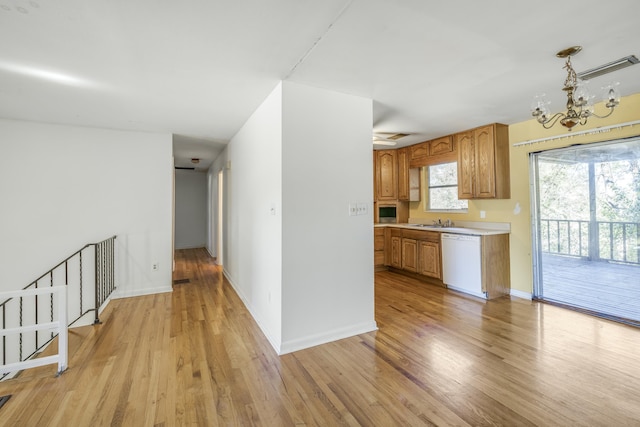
[456,123,510,199]
[397,148,410,201]
[375,150,398,201]
[428,136,454,156]
[375,147,419,203]
[409,136,455,168]
[409,142,429,164]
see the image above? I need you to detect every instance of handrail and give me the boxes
[0,235,116,379]
[0,286,67,377]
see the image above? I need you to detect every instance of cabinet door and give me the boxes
[419,241,441,279]
[401,238,418,272]
[376,150,398,201]
[428,136,453,156]
[456,131,474,199]
[390,236,402,268]
[374,228,385,268]
[373,152,377,202]
[397,148,410,201]
[410,142,429,162]
[474,125,497,198]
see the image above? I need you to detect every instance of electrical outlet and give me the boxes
[152,262,159,271]
[348,203,357,216]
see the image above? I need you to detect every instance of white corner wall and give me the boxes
[0,119,173,298]
[214,84,284,349]
[280,81,376,353]
[209,81,375,355]
[174,169,207,249]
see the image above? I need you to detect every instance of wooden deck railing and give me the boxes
[540,219,640,265]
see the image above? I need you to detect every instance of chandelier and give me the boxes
[531,46,620,130]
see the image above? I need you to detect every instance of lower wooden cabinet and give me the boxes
[390,236,402,269]
[381,227,442,282]
[401,238,418,272]
[418,241,441,279]
[374,228,386,271]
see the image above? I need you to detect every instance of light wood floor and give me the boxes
[1,248,640,426]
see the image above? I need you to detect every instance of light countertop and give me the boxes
[374,221,510,236]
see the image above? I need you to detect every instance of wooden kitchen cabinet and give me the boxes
[397,147,409,201]
[428,136,454,156]
[401,238,418,272]
[409,136,456,168]
[375,149,398,201]
[456,123,510,199]
[374,228,386,271]
[409,142,429,164]
[386,228,442,281]
[390,236,402,268]
[387,228,403,269]
[419,241,441,279]
[397,148,421,202]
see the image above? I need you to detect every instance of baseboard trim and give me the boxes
[112,286,173,299]
[510,288,532,300]
[279,321,378,355]
[222,270,282,353]
[222,270,378,356]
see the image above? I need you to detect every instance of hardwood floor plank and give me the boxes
[1,248,640,426]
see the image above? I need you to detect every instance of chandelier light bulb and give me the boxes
[530,94,550,119]
[573,81,591,108]
[602,82,620,108]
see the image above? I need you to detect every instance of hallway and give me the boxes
[1,248,640,425]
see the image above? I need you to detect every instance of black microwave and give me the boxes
[378,205,397,223]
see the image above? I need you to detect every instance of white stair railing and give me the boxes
[0,286,68,377]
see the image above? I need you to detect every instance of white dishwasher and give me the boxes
[441,233,485,299]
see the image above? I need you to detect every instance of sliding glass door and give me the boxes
[531,137,640,325]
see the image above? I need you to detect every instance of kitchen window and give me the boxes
[426,162,468,211]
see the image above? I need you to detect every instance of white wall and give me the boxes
[0,119,173,298]
[210,81,376,354]
[212,84,284,349]
[174,169,207,249]
[280,81,376,353]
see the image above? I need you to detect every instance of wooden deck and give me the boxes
[541,253,640,324]
[1,248,640,425]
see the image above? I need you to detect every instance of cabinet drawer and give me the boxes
[402,229,440,242]
[390,228,403,238]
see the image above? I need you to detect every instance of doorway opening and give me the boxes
[531,137,640,325]
[216,169,224,266]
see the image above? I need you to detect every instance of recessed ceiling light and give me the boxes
[0,62,95,87]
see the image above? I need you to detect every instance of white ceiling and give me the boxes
[1,0,640,169]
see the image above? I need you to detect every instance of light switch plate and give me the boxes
[356,202,368,216]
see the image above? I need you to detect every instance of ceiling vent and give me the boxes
[373,132,410,146]
[577,55,639,80]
